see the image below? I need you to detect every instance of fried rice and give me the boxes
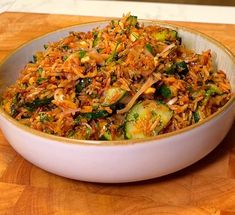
[1,14,232,140]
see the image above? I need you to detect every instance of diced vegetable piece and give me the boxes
[164,63,173,73]
[99,130,112,140]
[205,84,222,97]
[159,84,172,99]
[102,87,126,106]
[145,43,154,55]
[175,61,189,76]
[166,61,189,78]
[193,111,200,123]
[25,97,53,112]
[75,78,92,95]
[125,100,173,139]
[153,29,178,42]
[130,32,139,42]
[203,84,222,105]
[126,15,138,27]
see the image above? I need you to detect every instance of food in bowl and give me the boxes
[0,15,234,183]
[1,14,232,140]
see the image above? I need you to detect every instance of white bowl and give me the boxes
[0,21,234,183]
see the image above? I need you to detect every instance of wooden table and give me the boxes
[0,12,235,215]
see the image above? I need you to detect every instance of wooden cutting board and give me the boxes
[0,12,235,215]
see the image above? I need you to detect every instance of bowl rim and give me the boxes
[0,19,234,146]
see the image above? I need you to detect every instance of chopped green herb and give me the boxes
[193,111,200,123]
[67,130,75,138]
[10,104,18,117]
[62,45,69,51]
[78,50,86,59]
[44,44,48,49]
[36,77,47,85]
[111,20,115,28]
[63,56,68,61]
[92,31,99,47]
[39,112,50,123]
[145,43,154,55]
[10,93,20,117]
[111,74,117,83]
[33,55,37,63]
[85,127,91,139]
[37,67,43,74]
[106,41,120,63]
[13,93,20,104]
[151,110,157,117]
[83,110,109,120]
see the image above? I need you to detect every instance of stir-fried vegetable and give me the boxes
[125,100,173,139]
[193,111,200,123]
[166,61,189,78]
[25,97,53,112]
[159,85,172,99]
[102,87,126,106]
[153,29,178,42]
[75,78,92,95]
[106,41,121,63]
[75,110,109,123]
[126,15,138,27]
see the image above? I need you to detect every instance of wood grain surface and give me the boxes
[0,12,235,215]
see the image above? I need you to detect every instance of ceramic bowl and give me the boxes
[0,21,234,183]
